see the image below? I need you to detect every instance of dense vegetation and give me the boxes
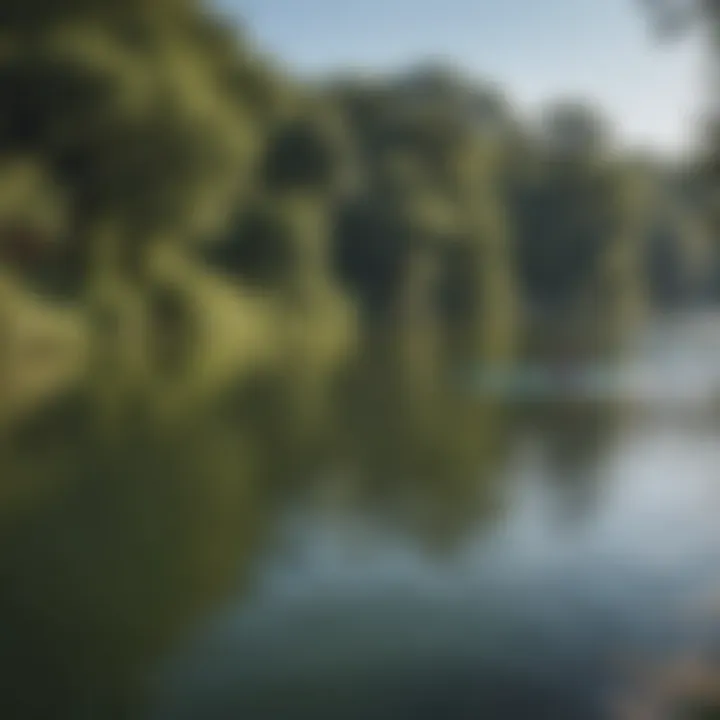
[0,1,717,437]
[0,0,717,525]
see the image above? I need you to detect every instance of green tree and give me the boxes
[333,70,518,375]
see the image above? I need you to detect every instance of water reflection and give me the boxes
[1,312,720,718]
[0,420,267,718]
[517,401,621,530]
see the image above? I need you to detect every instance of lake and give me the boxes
[3,312,720,719]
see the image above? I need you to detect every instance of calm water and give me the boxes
[4,313,720,719]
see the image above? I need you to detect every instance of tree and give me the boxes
[332,72,518,376]
[0,0,272,282]
[537,99,613,159]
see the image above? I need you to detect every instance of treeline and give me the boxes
[0,0,716,430]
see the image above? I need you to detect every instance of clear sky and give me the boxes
[213,0,706,156]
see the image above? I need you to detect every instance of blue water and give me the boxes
[146,314,720,719]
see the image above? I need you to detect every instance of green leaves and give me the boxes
[0,0,267,268]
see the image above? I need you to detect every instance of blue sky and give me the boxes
[213,0,705,155]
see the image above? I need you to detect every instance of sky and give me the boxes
[213,0,706,157]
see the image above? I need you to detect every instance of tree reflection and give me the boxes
[518,399,621,529]
[0,416,270,718]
